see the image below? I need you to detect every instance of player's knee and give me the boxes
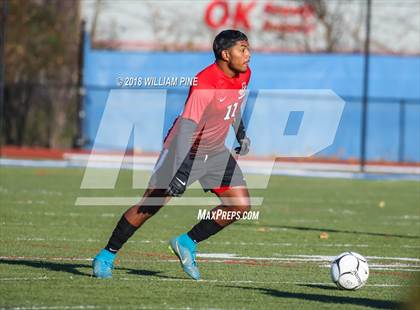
[234,197,251,214]
[237,204,251,214]
[137,188,168,218]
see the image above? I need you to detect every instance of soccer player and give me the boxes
[93,29,252,280]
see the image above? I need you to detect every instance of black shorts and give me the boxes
[148,146,246,194]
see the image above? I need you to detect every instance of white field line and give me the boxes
[0,276,417,289]
[1,254,419,272]
[366,255,420,262]
[46,154,420,175]
[2,253,419,263]
[74,197,264,206]
[118,277,419,287]
[2,157,420,181]
[2,254,419,264]
[274,254,420,262]
[11,237,420,249]
[319,264,420,272]
[197,253,420,263]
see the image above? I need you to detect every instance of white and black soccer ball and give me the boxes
[330,252,369,290]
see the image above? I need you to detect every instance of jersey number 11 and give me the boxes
[224,102,238,120]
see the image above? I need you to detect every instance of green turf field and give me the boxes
[0,166,419,309]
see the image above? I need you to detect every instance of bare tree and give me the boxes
[4,0,80,148]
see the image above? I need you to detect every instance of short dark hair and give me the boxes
[213,29,248,60]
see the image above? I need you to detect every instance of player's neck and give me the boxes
[215,60,238,78]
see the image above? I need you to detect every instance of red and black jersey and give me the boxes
[164,63,251,155]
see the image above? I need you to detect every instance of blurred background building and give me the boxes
[1,0,419,166]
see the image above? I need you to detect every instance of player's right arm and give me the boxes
[166,82,214,197]
[166,118,197,197]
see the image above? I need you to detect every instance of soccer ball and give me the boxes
[330,252,369,290]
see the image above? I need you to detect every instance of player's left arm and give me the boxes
[232,70,251,156]
[232,114,250,156]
